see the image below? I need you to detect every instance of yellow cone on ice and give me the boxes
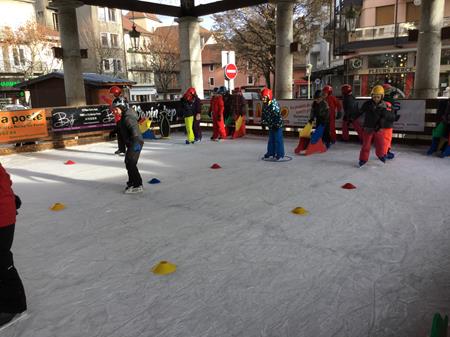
[291,207,308,215]
[151,261,177,275]
[50,203,66,211]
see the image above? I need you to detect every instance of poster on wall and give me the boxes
[253,99,425,132]
[0,109,48,143]
[51,105,114,132]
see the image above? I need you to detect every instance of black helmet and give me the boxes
[112,97,129,112]
[313,90,322,99]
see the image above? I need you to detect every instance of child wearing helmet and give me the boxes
[230,87,248,139]
[209,87,227,141]
[358,85,388,167]
[180,87,201,144]
[322,85,343,143]
[261,88,285,160]
[341,84,363,142]
[113,97,144,193]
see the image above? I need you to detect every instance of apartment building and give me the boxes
[338,0,450,96]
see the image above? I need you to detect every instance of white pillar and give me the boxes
[176,16,204,99]
[413,0,445,98]
[275,0,295,99]
[51,0,86,106]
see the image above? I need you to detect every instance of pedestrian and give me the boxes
[308,89,331,148]
[230,87,248,139]
[0,163,27,328]
[180,88,200,144]
[112,98,144,194]
[261,88,285,160]
[358,85,388,167]
[209,87,227,141]
[341,84,363,142]
[322,85,343,143]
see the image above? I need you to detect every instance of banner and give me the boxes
[0,109,48,143]
[252,99,425,132]
[52,105,114,132]
[130,101,182,124]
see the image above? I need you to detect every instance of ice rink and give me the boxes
[1,133,450,337]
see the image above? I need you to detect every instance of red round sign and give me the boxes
[224,63,238,80]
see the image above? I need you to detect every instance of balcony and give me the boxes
[349,17,450,43]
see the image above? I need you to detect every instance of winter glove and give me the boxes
[336,111,343,120]
[395,114,401,122]
[308,119,313,124]
[133,142,142,152]
[15,195,21,210]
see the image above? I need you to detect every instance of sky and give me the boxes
[158,14,215,29]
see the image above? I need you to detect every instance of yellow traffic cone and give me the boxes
[50,203,65,211]
[291,207,308,215]
[151,261,177,275]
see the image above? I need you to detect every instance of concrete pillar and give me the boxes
[275,0,295,99]
[413,0,445,98]
[176,16,204,99]
[50,0,86,106]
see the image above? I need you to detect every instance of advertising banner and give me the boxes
[52,105,114,132]
[130,101,182,124]
[0,109,48,143]
[252,99,425,132]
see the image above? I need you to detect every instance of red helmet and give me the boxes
[109,86,122,97]
[382,83,392,90]
[260,88,273,101]
[341,84,352,95]
[322,85,333,95]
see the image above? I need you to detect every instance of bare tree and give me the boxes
[141,28,179,94]
[212,1,328,89]
[1,20,61,79]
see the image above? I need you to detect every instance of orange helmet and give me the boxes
[322,85,333,95]
[260,88,273,101]
[109,86,122,97]
[341,84,352,95]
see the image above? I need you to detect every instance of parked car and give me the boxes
[2,104,30,111]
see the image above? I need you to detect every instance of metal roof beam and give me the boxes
[81,0,182,17]
[192,0,270,17]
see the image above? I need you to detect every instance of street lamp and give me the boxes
[306,63,312,99]
[344,5,359,33]
[129,23,141,51]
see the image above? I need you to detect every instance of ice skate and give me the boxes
[124,186,143,194]
[0,312,28,332]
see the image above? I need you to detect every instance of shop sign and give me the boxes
[368,67,413,75]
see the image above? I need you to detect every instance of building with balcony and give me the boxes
[0,0,61,106]
[335,0,450,97]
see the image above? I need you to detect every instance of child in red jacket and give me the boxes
[322,85,343,144]
[0,163,27,327]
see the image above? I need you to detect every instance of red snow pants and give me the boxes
[383,128,393,155]
[342,119,363,142]
[359,130,386,162]
[212,113,227,139]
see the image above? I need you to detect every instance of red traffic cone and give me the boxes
[295,137,310,155]
[210,163,221,169]
[342,183,356,189]
[305,139,327,156]
[64,160,76,165]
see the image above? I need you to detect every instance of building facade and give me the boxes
[0,0,61,106]
[337,0,450,97]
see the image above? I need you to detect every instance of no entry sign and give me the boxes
[224,63,238,80]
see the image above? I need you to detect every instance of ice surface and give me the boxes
[1,133,450,337]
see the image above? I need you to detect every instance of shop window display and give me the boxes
[368,53,408,68]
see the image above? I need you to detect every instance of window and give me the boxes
[246,61,251,70]
[209,77,214,86]
[110,34,119,48]
[376,5,395,26]
[441,49,450,65]
[101,33,109,47]
[108,8,116,22]
[406,2,421,22]
[209,64,214,72]
[52,12,59,31]
[247,76,254,85]
[115,59,122,72]
[19,49,25,65]
[103,59,110,71]
[98,7,106,21]
[12,48,19,66]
